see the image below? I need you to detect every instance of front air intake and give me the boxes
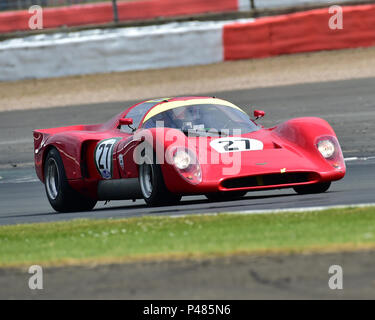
[221,172,316,189]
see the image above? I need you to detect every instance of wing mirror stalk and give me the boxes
[119,118,136,132]
[253,110,265,121]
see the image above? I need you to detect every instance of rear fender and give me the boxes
[35,132,93,182]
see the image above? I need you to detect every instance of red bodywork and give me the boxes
[33,97,346,201]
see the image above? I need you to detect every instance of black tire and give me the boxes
[205,191,247,202]
[138,153,181,206]
[44,148,97,213]
[293,182,331,195]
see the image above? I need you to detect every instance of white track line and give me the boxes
[170,203,375,218]
[0,139,31,146]
[345,156,375,162]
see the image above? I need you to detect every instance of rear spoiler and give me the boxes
[33,124,87,153]
[34,123,105,155]
[34,124,86,136]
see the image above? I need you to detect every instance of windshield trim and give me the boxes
[141,98,246,124]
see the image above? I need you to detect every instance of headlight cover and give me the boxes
[316,136,345,170]
[173,150,191,170]
[317,139,335,159]
[169,147,202,185]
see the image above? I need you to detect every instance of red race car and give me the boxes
[34,97,346,213]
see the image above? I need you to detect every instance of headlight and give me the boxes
[315,136,345,171]
[168,147,202,184]
[317,139,335,159]
[173,150,191,170]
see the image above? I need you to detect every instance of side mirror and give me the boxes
[253,110,265,119]
[119,118,133,126]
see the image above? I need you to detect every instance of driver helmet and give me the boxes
[172,105,200,121]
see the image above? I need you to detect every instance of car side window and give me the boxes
[120,102,158,133]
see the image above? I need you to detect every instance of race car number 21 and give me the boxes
[210,137,263,153]
[95,138,121,179]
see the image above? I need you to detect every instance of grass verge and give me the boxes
[1,206,375,268]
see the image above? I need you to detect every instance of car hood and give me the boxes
[186,128,335,183]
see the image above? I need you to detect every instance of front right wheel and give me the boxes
[293,182,331,195]
[205,191,247,202]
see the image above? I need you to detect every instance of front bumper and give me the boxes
[162,149,346,195]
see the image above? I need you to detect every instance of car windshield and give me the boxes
[142,104,259,135]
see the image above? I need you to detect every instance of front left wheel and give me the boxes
[44,148,97,213]
[139,154,181,206]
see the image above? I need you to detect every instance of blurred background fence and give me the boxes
[0,0,371,34]
[0,0,361,11]
[0,0,106,11]
[1,1,374,81]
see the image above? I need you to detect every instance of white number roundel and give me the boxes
[210,137,263,153]
[94,138,120,179]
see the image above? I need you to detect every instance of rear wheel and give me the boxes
[139,154,181,206]
[44,148,97,213]
[293,182,331,195]
[205,191,247,202]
